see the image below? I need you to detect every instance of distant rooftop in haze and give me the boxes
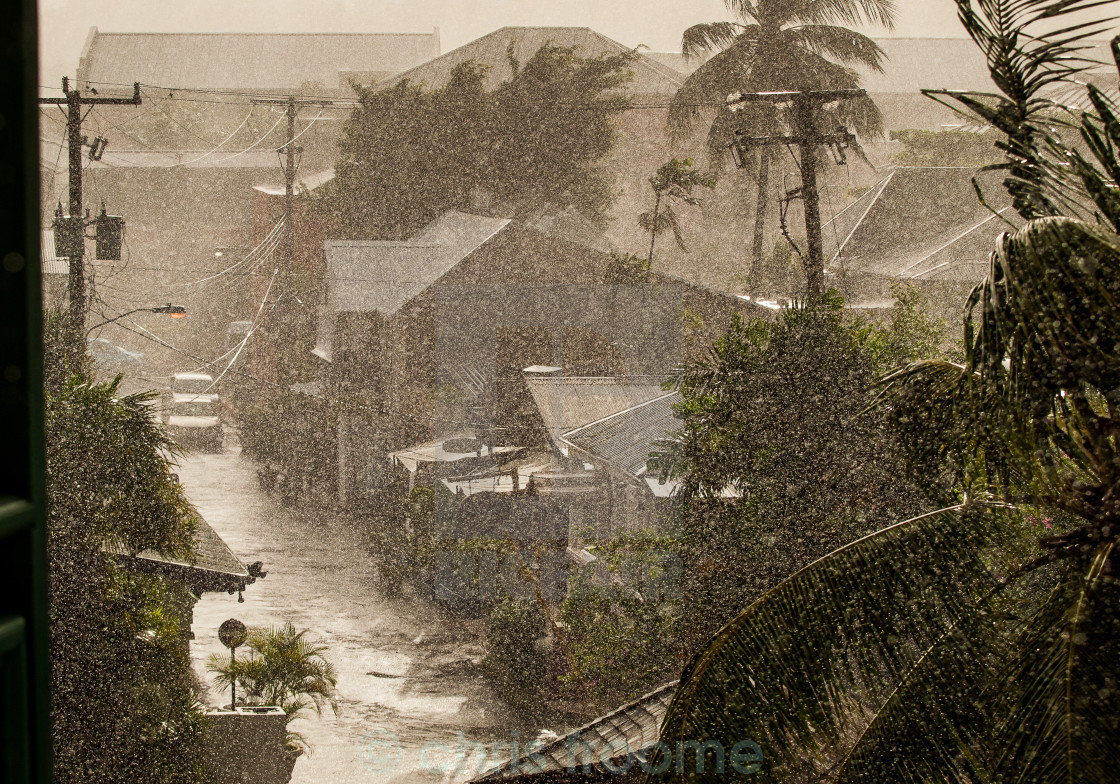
[376,26,685,96]
[631,38,1116,93]
[824,166,1015,281]
[76,27,441,93]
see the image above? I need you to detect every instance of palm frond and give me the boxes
[778,24,888,71]
[991,542,1120,783]
[647,504,1018,783]
[681,22,744,59]
[668,31,761,137]
[924,0,1118,220]
[756,0,898,30]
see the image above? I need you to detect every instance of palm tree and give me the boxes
[209,623,337,752]
[649,2,1120,781]
[670,0,895,288]
[638,157,716,269]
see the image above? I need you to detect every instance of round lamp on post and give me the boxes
[218,618,249,710]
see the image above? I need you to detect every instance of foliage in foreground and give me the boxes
[650,2,1120,781]
[651,290,945,654]
[44,311,207,784]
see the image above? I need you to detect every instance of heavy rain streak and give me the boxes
[31,0,1120,783]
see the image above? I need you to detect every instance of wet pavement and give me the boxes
[177,440,526,783]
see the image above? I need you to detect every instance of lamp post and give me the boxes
[218,618,249,710]
[85,303,186,336]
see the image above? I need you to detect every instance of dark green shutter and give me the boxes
[0,0,53,782]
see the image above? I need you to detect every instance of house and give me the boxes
[70,149,285,371]
[106,513,261,659]
[472,681,678,783]
[46,28,442,376]
[370,25,759,287]
[313,209,753,506]
[561,391,682,500]
[40,227,68,307]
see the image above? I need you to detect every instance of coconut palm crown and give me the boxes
[670,0,895,281]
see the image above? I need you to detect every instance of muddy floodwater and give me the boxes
[178,439,527,783]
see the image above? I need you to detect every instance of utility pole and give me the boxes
[283,96,297,281]
[728,89,861,301]
[249,96,355,381]
[40,78,141,326]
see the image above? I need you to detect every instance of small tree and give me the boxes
[638,157,715,269]
[208,623,337,753]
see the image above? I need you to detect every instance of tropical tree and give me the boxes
[318,44,635,240]
[208,623,337,752]
[43,310,207,784]
[670,0,894,284]
[650,292,942,655]
[639,157,716,268]
[648,3,1120,782]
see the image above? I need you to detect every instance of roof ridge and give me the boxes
[92,31,438,37]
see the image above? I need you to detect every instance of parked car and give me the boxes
[87,337,144,374]
[166,396,223,452]
[171,372,215,396]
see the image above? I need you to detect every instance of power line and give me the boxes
[163,108,257,168]
[63,78,728,113]
[181,218,286,287]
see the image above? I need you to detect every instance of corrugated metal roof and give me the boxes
[325,211,510,316]
[525,376,668,435]
[823,166,1015,281]
[474,681,678,780]
[562,392,680,477]
[377,27,684,96]
[41,229,69,275]
[78,29,440,92]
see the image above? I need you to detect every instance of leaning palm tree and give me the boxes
[670,0,894,286]
[639,157,716,268]
[649,2,1120,782]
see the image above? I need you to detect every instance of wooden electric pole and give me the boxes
[248,96,355,381]
[728,89,862,302]
[40,78,141,326]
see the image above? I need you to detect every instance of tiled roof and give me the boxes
[562,392,680,477]
[377,27,684,97]
[325,211,510,316]
[525,376,668,435]
[824,166,1016,281]
[77,28,440,92]
[474,681,678,780]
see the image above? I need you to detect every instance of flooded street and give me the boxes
[177,439,521,783]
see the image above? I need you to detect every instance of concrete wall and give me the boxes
[203,706,298,784]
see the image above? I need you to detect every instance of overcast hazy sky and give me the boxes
[38,0,1119,90]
